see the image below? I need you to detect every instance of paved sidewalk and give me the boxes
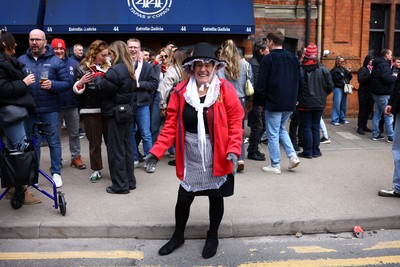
[1,118,400,239]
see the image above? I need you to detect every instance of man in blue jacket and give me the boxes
[18,29,70,188]
[255,30,302,174]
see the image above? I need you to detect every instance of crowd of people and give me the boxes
[1,28,400,258]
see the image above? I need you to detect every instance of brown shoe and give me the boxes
[5,187,15,199]
[71,155,86,169]
[24,190,41,205]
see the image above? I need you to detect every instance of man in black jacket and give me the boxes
[356,55,374,135]
[247,40,269,161]
[370,49,397,142]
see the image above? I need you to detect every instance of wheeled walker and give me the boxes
[0,122,66,216]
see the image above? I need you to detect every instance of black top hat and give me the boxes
[182,42,226,73]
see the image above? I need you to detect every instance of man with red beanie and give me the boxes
[51,38,86,170]
[297,43,333,159]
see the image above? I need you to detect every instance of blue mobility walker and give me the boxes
[0,122,66,216]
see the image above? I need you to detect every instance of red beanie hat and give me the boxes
[304,43,318,59]
[51,38,66,51]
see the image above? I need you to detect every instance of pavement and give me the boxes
[1,118,400,240]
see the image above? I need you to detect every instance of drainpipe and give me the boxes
[305,0,311,46]
[317,0,323,59]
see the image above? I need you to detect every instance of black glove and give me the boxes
[227,153,238,176]
[144,153,158,173]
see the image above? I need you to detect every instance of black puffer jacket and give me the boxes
[0,52,36,112]
[330,66,352,89]
[297,63,333,110]
[74,65,104,112]
[370,56,397,95]
[94,60,137,117]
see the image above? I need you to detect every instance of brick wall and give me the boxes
[252,0,369,118]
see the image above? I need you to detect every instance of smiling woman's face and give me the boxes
[193,60,215,86]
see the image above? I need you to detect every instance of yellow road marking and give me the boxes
[239,255,400,267]
[0,250,144,260]
[288,246,337,253]
[364,241,400,250]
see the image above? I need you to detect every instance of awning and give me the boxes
[0,0,44,34]
[43,0,254,35]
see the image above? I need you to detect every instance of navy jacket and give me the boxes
[136,61,158,106]
[18,45,70,113]
[59,57,79,109]
[370,56,397,96]
[255,49,302,111]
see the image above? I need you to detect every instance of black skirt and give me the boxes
[178,173,234,197]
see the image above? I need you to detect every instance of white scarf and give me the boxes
[184,74,220,171]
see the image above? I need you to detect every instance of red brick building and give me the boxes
[252,0,400,117]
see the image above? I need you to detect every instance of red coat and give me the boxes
[150,78,244,180]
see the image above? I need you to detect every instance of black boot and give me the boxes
[158,233,184,256]
[202,231,219,259]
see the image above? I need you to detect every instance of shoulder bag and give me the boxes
[0,105,28,126]
[245,63,254,96]
[114,104,133,123]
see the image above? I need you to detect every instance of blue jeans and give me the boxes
[392,114,400,192]
[25,112,62,175]
[1,120,26,149]
[299,110,323,157]
[151,91,161,144]
[372,95,393,138]
[131,105,152,161]
[265,110,296,167]
[331,87,348,124]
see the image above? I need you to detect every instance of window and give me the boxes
[369,4,389,57]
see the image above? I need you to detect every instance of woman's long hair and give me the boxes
[0,30,16,53]
[109,41,136,80]
[81,40,110,70]
[172,48,189,81]
[221,39,241,81]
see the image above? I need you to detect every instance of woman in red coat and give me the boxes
[144,42,244,259]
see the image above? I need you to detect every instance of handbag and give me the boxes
[113,104,133,123]
[344,83,353,94]
[0,105,28,126]
[245,63,254,96]
[0,146,38,188]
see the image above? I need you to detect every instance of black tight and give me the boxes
[173,194,224,238]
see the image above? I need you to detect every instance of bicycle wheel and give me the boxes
[58,192,66,216]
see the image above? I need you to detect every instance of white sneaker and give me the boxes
[288,156,300,170]
[52,173,63,188]
[134,161,140,168]
[262,165,281,174]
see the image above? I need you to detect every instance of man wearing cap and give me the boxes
[297,43,333,159]
[51,38,86,170]
[255,30,302,174]
[18,29,70,188]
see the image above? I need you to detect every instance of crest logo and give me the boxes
[127,0,172,19]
